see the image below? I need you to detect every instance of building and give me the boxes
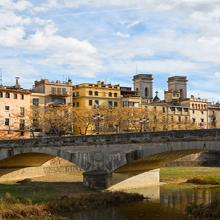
[31,79,73,106]
[133,74,153,101]
[208,103,220,128]
[168,76,187,99]
[181,96,209,129]
[120,87,142,107]
[0,78,31,138]
[72,81,121,109]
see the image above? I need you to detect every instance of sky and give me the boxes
[0,0,220,102]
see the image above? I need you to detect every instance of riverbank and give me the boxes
[160,167,220,185]
[0,192,144,219]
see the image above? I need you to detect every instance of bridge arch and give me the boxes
[114,139,220,173]
[0,148,88,171]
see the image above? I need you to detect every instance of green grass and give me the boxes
[160,167,220,183]
[186,177,220,185]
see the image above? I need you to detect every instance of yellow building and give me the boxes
[72,81,121,108]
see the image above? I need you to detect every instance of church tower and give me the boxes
[133,74,153,100]
[168,76,188,99]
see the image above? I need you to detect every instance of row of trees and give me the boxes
[30,105,197,136]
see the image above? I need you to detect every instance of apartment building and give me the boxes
[72,81,121,109]
[0,78,31,137]
[120,87,142,107]
[181,97,209,129]
[31,79,73,106]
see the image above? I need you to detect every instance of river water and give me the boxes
[71,184,220,220]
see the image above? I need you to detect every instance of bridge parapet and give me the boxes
[0,129,219,148]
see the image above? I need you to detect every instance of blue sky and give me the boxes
[0,0,220,101]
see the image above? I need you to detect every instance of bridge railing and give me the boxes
[0,129,219,148]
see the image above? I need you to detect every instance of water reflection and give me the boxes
[71,185,220,220]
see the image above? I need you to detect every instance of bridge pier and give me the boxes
[83,170,110,190]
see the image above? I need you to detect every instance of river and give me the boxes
[70,184,220,220]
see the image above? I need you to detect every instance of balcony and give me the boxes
[49,91,70,97]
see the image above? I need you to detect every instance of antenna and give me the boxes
[136,64,138,75]
[0,68,2,85]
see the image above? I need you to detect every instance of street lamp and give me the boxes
[139,117,149,132]
[93,113,104,134]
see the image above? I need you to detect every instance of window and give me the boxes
[145,87,148,97]
[192,118,196,123]
[5,93,10,98]
[20,107,25,117]
[76,102,79,107]
[21,94,24,100]
[163,107,166,113]
[0,92,2,98]
[32,98,39,106]
[201,118,204,123]
[73,102,75,107]
[57,88,61,94]
[5,106,10,111]
[89,91,93,95]
[94,100,99,107]
[19,119,25,130]
[109,92,112,97]
[76,92,80,96]
[108,101,113,108]
[14,94,17,99]
[114,102,118,107]
[114,93,117,97]
[51,87,56,94]
[178,116,181,122]
[89,100,93,106]
[154,106,157,110]
[62,88,67,95]
[5,118,9,126]
[94,91,99,96]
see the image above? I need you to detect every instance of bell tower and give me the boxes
[133,74,153,100]
[168,76,187,99]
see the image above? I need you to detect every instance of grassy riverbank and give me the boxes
[0,192,144,219]
[160,167,220,185]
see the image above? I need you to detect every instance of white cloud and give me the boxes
[0,0,33,11]
[0,0,102,77]
[115,32,130,38]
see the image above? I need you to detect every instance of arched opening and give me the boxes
[108,149,220,191]
[0,153,84,183]
[145,87,148,97]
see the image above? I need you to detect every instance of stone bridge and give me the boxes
[0,129,220,189]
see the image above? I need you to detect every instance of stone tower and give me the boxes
[168,76,188,99]
[133,74,153,99]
